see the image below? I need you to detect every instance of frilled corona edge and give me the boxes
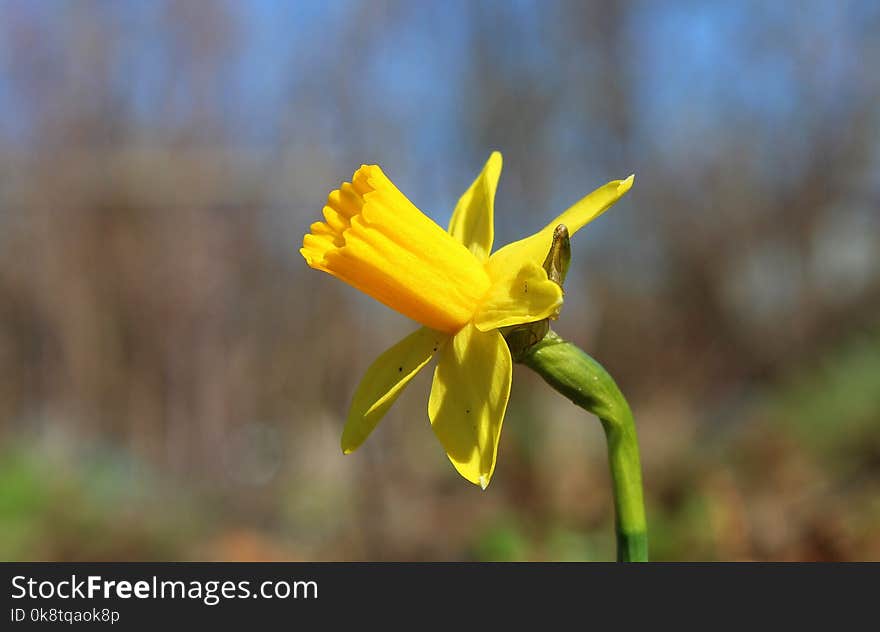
[301,165,490,334]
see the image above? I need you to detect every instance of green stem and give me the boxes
[519,330,648,562]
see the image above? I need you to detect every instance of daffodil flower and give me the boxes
[301,152,633,489]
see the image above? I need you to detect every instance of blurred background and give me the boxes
[1,0,879,561]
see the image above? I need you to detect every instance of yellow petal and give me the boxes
[342,327,448,454]
[428,322,512,489]
[301,165,491,334]
[486,175,634,282]
[447,151,502,262]
[473,261,563,331]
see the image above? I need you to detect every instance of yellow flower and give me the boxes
[301,152,633,489]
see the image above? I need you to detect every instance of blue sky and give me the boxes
[1,0,877,236]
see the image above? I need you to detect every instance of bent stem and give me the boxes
[519,330,648,562]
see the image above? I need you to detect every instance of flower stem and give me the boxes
[519,330,648,562]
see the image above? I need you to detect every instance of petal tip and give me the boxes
[619,174,635,194]
[341,433,359,455]
[479,474,490,490]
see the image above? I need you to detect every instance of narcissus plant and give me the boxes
[301,151,631,489]
[301,151,648,561]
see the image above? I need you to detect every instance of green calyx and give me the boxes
[519,331,627,422]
